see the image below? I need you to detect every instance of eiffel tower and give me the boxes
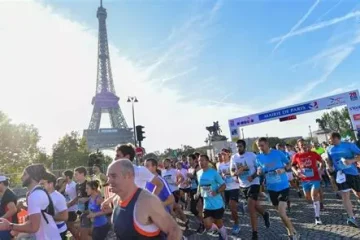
[83,0,133,150]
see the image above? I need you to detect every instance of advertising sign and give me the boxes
[228,90,360,140]
[348,102,360,130]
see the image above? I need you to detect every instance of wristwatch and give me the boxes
[9,223,14,231]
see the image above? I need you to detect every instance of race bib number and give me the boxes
[266,172,281,184]
[163,175,175,185]
[224,175,233,184]
[200,185,211,198]
[336,171,346,184]
[240,170,250,181]
[303,168,314,178]
[339,160,351,170]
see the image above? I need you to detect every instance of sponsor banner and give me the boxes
[228,90,360,141]
[258,102,318,121]
[348,102,360,130]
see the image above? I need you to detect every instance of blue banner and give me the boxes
[258,102,318,121]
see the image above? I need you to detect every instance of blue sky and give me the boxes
[1,0,360,152]
[42,0,360,109]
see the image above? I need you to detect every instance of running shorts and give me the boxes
[179,188,191,193]
[240,184,260,201]
[203,208,224,220]
[302,180,321,192]
[337,174,360,192]
[224,189,239,203]
[268,188,289,207]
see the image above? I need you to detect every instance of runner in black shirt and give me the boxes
[74,167,91,239]
[0,176,18,240]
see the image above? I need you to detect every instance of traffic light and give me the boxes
[136,125,145,142]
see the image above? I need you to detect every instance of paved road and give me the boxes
[181,187,360,240]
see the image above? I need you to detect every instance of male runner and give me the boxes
[62,170,78,239]
[144,158,175,213]
[292,139,323,225]
[187,154,204,233]
[41,172,69,239]
[115,144,164,194]
[256,138,299,240]
[231,139,270,240]
[0,164,61,239]
[218,148,240,235]
[326,132,360,227]
[107,159,183,239]
[0,176,17,240]
[197,154,227,240]
[162,159,189,228]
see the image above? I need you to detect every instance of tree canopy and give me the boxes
[317,107,355,140]
[0,111,51,183]
[52,131,90,170]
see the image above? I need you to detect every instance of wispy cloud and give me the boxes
[270,10,360,43]
[321,82,357,97]
[143,0,223,80]
[155,67,197,88]
[278,45,355,107]
[272,0,321,52]
[210,91,234,108]
[315,0,344,22]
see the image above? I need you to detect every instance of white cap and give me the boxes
[0,176,8,182]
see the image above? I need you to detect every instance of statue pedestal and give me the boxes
[206,140,236,161]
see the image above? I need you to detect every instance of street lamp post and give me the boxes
[241,128,244,139]
[127,96,138,147]
[309,125,313,141]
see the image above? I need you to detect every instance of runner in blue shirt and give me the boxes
[327,132,360,228]
[196,154,227,240]
[144,158,175,214]
[256,137,299,240]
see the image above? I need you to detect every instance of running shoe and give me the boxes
[231,225,240,235]
[263,211,271,228]
[347,217,359,228]
[315,217,322,225]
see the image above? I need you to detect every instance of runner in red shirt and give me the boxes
[292,139,323,225]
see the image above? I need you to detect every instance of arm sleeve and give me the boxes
[229,156,235,169]
[279,151,290,165]
[27,191,46,215]
[350,143,360,155]
[214,171,225,185]
[57,194,68,212]
[139,166,155,182]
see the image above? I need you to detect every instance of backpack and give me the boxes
[28,186,55,224]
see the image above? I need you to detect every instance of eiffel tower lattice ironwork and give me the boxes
[84,0,133,150]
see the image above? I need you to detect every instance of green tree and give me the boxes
[52,131,90,170]
[318,107,355,139]
[0,111,43,174]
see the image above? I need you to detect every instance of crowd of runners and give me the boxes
[0,131,359,239]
